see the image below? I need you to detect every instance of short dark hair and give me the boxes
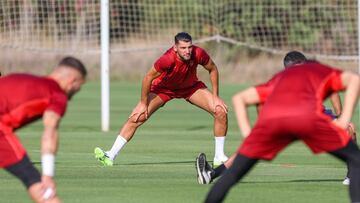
[58,56,87,77]
[283,51,307,68]
[174,32,192,44]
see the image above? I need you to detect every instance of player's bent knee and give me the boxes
[214,107,227,121]
[128,114,149,126]
[5,155,41,189]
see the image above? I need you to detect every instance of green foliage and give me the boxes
[288,22,319,50]
[0,0,356,54]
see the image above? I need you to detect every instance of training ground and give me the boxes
[0,82,357,203]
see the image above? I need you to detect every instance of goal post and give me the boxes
[358,0,360,124]
[101,0,110,132]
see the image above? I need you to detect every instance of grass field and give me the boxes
[0,81,358,203]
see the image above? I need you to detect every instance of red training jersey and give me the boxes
[0,74,68,129]
[255,62,344,120]
[152,45,210,90]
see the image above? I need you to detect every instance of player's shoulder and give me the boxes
[301,61,336,71]
[159,47,176,61]
[2,73,43,84]
[154,48,176,69]
[306,62,343,77]
[192,45,210,59]
[5,73,37,79]
[23,74,64,93]
[193,45,207,54]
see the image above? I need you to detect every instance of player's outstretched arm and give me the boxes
[232,87,260,137]
[42,111,60,156]
[203,59,228,113]
[335,71,360,129]
[41,110,61,201]
[329,93,342,116]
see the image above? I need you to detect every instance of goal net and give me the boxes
[0,0,358,60]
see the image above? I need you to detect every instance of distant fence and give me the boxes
[0,0,358,60]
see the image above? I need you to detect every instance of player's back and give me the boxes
[0,74,66,128]
[259,62,342,120]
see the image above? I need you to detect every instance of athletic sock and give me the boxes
[106,135,127,160]
[214,136,226,158]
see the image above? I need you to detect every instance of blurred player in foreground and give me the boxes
[202,58,360,202]
[196,51,357,185]
[0,57,87,203]
[284,51,357,185]
[94,32,228,167]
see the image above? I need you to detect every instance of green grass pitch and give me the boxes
[0,81,358,203]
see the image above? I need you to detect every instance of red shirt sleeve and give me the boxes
[255,83,271,103]
[327,69,344,91]
[195,47,210,65]
[255,75,279,103]
[153,50,174,73]
[46,92,68,117]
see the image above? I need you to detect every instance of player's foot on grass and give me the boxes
[196,153,213,184]
[94,147,113,166]
[342,177,350,185]
[213,155,228,167]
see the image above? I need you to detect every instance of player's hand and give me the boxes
[332,119,348,130]
[41,175,57,200]
[213,96,228,113]
[129,102,148,122]
[346,122,356,140]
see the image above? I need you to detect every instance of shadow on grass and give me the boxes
[31,160,345,184]
[186,125,208,131]
[32,160,197,166]
[118,161,194,166]
[241,179,343,184]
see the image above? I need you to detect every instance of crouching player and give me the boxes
[203,59,360,202]
[196,51,357,186]
[0,57,87,202]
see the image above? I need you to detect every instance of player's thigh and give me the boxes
[187,88,213,114]
[0,131,26,168]
[129,93,166,123]
[5,155,41,188]
[303,119,350,153]
[146,92,166,116]
[238,123,295,160]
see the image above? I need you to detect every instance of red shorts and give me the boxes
[238,115,350,160]
[0,123,26,168]
[150,81,207,103]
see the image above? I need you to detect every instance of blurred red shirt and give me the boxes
[0,74,68,129]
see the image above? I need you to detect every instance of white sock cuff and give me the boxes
[215,136,226,141]
[118,135,128,143]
